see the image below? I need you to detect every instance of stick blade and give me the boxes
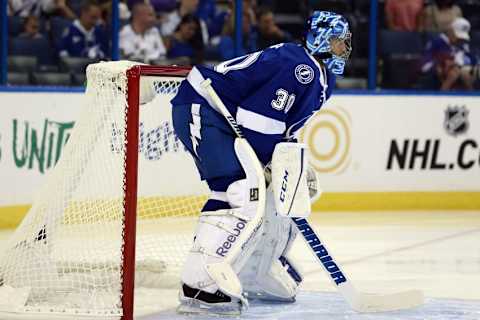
[352,290,424,313]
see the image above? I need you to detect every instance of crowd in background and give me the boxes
[384,0,479,90]
[4,0,480,90]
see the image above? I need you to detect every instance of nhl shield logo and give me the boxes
[444,105,469,137]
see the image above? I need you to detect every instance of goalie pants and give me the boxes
[172,101,246,192]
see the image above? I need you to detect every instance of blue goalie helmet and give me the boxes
[305,11,352,75]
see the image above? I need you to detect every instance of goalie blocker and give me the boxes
[271,142,311,218]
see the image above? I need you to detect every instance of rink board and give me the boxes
[0,91,480,228]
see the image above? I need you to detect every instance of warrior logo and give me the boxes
[444,105,469,137]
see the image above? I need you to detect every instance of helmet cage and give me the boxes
[330,32,352,60]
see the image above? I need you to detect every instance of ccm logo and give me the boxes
[280,170,288,202]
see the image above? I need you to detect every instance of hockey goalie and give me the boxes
[169,11,352,315]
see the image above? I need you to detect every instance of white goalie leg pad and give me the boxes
[271,142,311,218]
[239,190,303,301]
[181,139,266,305]
[242,256,299,302]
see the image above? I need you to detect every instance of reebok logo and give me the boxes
[216,218,247,257]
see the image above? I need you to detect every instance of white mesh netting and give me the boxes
[0,62,207,319]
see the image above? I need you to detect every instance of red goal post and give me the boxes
[123,64,190,320]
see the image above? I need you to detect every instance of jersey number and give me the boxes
[271,89,295,113]
[215,52,262,74]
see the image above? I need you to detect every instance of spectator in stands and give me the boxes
[161,0,199,37]
[58,2,107,59]
[54,0,77,19]
[271,0,307,16]
[150,0,177,13]
[166,14,204,64]
[97,0,131,21]
[127,0,174,12]
[8,0,45,17]
[216,4,257,60]
[385,0,423,31]
[120,3,167,63]
[118,0,131,19]
[420,17,477,90]
[19,15,44,39]
[255,6,292,50]
[419,0,463,33]
[195,0,228,39]
[160,0,227,45]
[8,0,76,18]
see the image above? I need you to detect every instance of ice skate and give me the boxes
[177,283,243,316]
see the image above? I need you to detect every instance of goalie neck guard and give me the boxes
[304,11,352,75]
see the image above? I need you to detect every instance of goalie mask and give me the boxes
[304,11,352,75]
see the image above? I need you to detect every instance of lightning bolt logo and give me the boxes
[190,103,202,158]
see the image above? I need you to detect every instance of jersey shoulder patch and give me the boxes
[294,64,315,85]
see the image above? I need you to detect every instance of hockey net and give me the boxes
[0,61,208,319]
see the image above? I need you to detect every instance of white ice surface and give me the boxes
[1,211,479,319]
[138,291,480,320]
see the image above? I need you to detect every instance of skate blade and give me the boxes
[177,298,241,316]
[246,291,296,304]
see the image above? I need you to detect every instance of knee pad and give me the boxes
[226,179,247,208]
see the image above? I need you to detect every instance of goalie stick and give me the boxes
[291,217,423,312]
[200,78,424,313]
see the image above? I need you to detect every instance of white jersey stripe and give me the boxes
[187,67,222,114]
[209,191,228,202]
[236,107,286,135]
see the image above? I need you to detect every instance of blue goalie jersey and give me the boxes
[171,43,335,165]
